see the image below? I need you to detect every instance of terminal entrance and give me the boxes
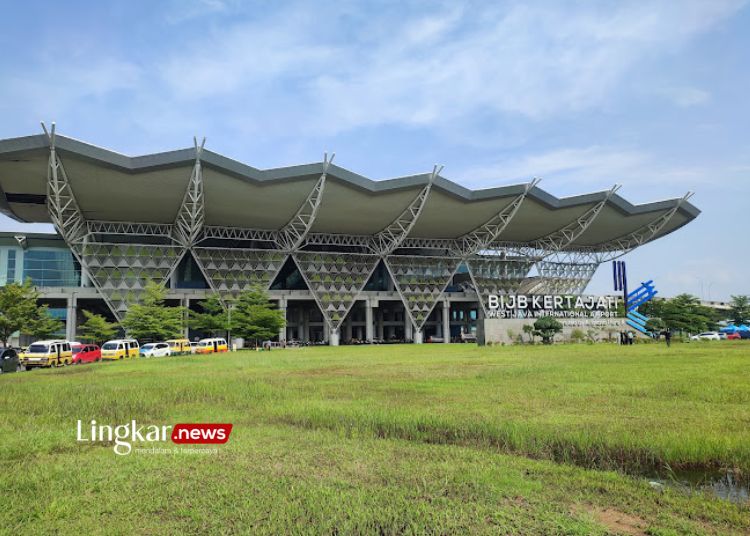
[281,297,478,345]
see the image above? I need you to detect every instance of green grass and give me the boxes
[1,342,749,534]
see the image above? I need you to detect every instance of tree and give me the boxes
[643,294,712,334]
[729,295,750,325]
[533,316,563,345]
[585,328,598,343]
[78,310,118,345]
[230,287,285,347]
[29,307,64,340]
[645,317,666,334]
[569,328,586,343]
[189,294,230,337]
[522,324,535,344]
[121,283,183,342]
[0,280,57,347]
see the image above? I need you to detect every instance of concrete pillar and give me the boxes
[170,266,178,290]
[365,300,374,343]
[298,308,307,342]
[442,300,450,343]
[376,308,384,340]
[278,299,287,342]
[405,315,413,341]
[344,315,352,342]
[329,328,340,346]
[323,321,330,343]
[414,329,423,344]
[66,295,77,341]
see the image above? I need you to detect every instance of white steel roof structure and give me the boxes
[0,126,699,336]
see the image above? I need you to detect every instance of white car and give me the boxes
[139,343,171,357]
[690,332,721,341]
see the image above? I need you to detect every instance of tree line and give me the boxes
[0,281,285,347]
[1,280,747,348]
[641,293,749,334]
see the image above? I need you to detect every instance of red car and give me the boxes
[72,344,101,364]
[726,332,741,340]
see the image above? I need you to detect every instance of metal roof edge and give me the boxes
[0,133,700,220]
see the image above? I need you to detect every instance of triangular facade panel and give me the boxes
[192,247,288,301]
[385,255,460,330]
[466,257,535,314]
[534,261,598,295]
[293,252,380,331]
[80,242,185,318]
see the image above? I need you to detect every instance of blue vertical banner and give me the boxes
[612,260,628,304]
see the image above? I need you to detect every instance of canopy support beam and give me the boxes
[373,164,442,255]
[279,153,332,251]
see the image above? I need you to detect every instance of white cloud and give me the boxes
[453,144,750,201]
[149,0,744,134]
[459,147,649,187]
[656,86,711,107]
[165,0,232,24]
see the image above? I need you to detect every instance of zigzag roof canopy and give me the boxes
[0,132,699,251]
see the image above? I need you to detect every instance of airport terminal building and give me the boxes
[0,128,699,344]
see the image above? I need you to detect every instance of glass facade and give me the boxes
[6,250,16,283]
[173,254,209,289]
[22,249,81,287]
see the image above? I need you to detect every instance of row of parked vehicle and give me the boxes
[4,337,229,371]
[689,331,747,341]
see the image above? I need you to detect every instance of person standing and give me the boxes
[664,330,672,348]
[627,331,634,345]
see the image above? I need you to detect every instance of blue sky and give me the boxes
[1,0,748,300]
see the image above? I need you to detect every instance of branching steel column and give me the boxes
[517,185,619,295]
[535,184,621,255]
[42,122,86,245]
[279,152,332,251]
[454,178,539,257]
[593,192,694,262]
[173,137,206,247]
[373,164,442,255]
[528,191,694,295]
[42,122,117,321]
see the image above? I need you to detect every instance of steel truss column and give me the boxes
[591,192,694,262]
[42,122,86,245]
[535,185,621,255]
[173,137,206,247]
[373,165,442,255]
[516,185,620,295]
[42,123,190,322]
[454,178,539,257]
[279,153,332,251]
[526,191,692,296]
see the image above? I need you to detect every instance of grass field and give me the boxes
[1,342,749,534]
